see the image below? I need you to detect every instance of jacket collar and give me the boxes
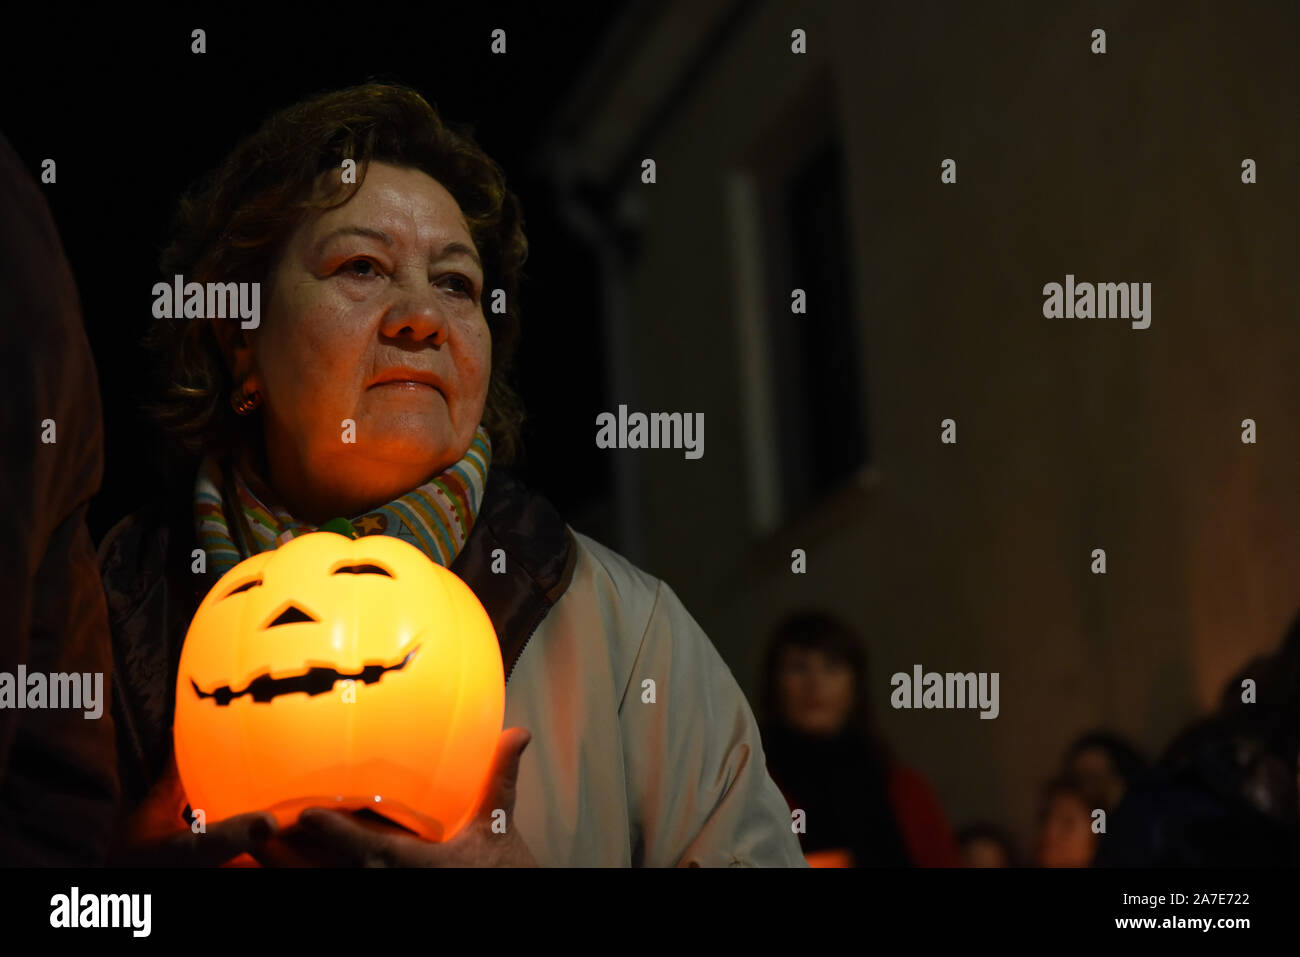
[450,467,579,683]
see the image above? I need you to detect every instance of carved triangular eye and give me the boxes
[267,605,317,628]
[223,578,262,599]
[333,564,393,577]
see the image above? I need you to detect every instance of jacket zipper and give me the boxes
[501,529,578,687]
[504,612,546,687]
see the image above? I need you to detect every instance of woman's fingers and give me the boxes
[183,810,279,866]
[127,810,278,867]
[296,809,404,866]
[252,824,357,867]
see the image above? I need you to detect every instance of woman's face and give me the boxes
[1035,791,1096,867]
[776,646,856,736]
[231,162,491,521]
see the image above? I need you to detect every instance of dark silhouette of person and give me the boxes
[1094,610,1300,866]
[1062,729,1147,815]
[0,131,119,864]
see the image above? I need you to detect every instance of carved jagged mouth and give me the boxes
[191,646,420,706]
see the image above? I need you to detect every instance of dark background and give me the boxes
[0,8,629,544]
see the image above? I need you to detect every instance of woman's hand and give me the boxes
[111,753,279,866]
[256,727,538,867]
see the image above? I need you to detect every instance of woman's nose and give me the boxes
[378,280,450,345]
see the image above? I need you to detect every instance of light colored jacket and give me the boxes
[506,531,808,867]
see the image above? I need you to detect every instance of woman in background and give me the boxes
[759,611,960,867]
[1033,776,1096,867]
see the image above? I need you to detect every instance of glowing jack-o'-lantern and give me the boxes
[173,530,503,842]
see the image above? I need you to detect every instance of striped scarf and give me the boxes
[194,426,492,578]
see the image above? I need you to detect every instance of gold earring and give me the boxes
[231,386,261,415]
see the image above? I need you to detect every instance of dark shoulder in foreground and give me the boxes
[96,480,195,618]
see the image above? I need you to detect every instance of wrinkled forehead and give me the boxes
[298,163,476,251]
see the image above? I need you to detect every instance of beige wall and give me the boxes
[603,0,1300,847]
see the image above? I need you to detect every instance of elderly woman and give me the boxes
[99,83,804,867]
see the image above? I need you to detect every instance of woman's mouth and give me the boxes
[372,380,438,392]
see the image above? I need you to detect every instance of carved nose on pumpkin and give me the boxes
[266,604,318,629]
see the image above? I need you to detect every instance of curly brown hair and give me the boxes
[142,81,528,467]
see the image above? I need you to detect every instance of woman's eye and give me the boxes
[337,258,380,278]
[438,275,475,298]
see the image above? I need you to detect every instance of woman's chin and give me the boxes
[353,415,456,454]
[344,431,466,477]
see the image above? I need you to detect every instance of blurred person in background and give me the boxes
[758,610,960,867]
[1061,729,1147,815]
[1033,775,1097,867]
[956,822,1019,867]
[1094,609,1300,866]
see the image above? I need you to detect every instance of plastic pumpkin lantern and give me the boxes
[173,530,503,842]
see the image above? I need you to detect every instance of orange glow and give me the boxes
[173,531,504,842]
[805,848,854,867]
